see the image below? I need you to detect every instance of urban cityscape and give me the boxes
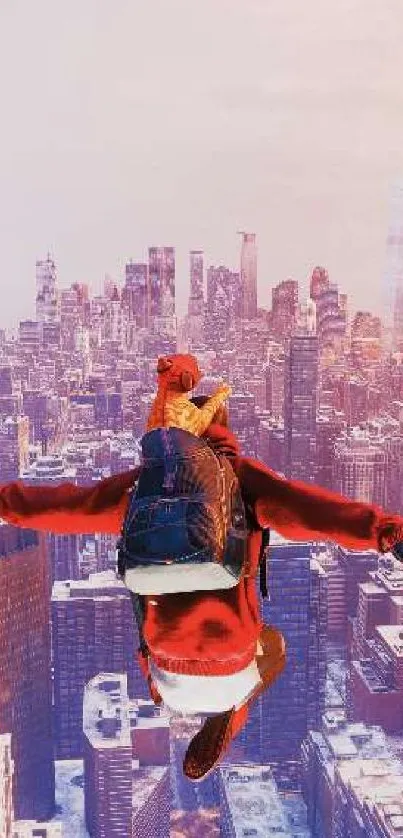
[1,188,403,836]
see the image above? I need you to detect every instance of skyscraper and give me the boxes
[284,333,319,482]
[148,247,175,319]
[52,571,145,759]
[0,734,13,838]
[35,255,58,323]
[239,232,257,319]
[83,674,170,838]
[332,428,387,506]
[227,535,327,791]
[0,416,29,480]
[314,280,347,359]
[309,265,329,301]
[186,251,205,347]
[259,538,327,789]
[383,182,403,351]
[205,265,241,347]
[0,524,55,820]
[123,262,149,329]
[269,279,299,343]
[188,251,204,316]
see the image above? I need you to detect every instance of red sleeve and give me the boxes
[236,456,403,553]
[0,468,140,535]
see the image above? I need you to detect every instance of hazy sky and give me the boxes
[1,0,403,328]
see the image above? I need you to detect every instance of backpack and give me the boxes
[116,427,248,595]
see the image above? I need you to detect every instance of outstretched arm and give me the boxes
[192,385,232,436]
[0,468,140,535]
[237,456,403,553]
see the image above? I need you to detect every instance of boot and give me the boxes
[183,624,286,781]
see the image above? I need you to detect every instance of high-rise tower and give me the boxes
[0,524,55,820]
[239,232,257,319]
[123,262,149,329]
[188,251,204,316]
[35,255,58,323]
[284,333,319,482]
[148,247,175,319]
[383,182,403,351]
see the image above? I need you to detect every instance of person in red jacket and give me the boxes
[1,397,403,780]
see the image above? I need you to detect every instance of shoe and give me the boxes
[183,624,286,781]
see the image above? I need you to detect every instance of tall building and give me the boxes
[302,715,403,838]
[239,232,257,319]
[260,538,327,789]
[188,251,204,316]
[315,409,346,490]
[314,281,347,360]
[0,416,29,480]
[0,524,55,820]
[269,279,299,343]
[59,283,90,351]
[0,734,13,838]
[228,392,259,458]
[309,266,329,301]
[284,333,319,482]
[35,255,59,323]
[311,544,347,641]
[0,367,14,397]
[123,262,149,329]
[83,674,170,838]
[383,182,403,351]
[148,247,175,319]
[350,311,382,368]
[52,570,146,759]
[332,428,387,506]
[228,535,327,791]
[205,266,241,346]
[48,534,80,582]
[219,764,310,837]
[186,251,205,347]
[346,558,403,732]
[18,321,41,354]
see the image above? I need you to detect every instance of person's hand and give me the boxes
[216,384,232,399]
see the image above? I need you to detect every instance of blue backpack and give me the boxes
[116,427,248,595]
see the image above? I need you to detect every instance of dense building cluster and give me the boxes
[1,223,403,836]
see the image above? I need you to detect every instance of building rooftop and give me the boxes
[371,798,403,837]
[52,570,127,600]
[371,561,403,594]
[53,759,89,838]
[359,581,385,595]
[376,625,403,658]
[337,758,403,808]
[220,765,310,837]
[352,659,393,693]
[310,718,393,767]
[83,672,169,749]
[13,821,63,837]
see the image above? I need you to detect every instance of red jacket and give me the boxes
[1,424,402,676]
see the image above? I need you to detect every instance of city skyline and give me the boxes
[1,1,403,329]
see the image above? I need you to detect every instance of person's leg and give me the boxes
[183,624,286,781]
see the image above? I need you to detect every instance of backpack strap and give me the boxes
[129,590,150,657]
[258,527,270,599]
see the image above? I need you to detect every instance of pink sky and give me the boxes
[1,0,403,327]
